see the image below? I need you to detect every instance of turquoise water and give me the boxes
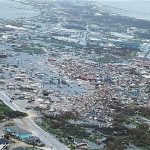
[0,0,36,19]
[16,133,32,139]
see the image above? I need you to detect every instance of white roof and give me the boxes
[142,75,150,79]
[0,145,4,149]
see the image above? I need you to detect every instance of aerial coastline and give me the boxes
[0,0,150,150]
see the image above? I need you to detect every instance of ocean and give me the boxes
[0,0,150,20]
[0,0,36,19]
[98,0,150,21]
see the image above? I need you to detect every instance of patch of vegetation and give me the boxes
[0,100,27,121]
[104,136,127,150]
[138,106,150,119]
[38,112,104,150]
[50,37,83,49]
[101,122,150,150]
[103,104,150,150]
[39,118,90,144]
[128,123,150,148]
[88,133,103,143]
[38,102,150,150]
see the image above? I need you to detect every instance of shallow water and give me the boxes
[0,0,36,19]
[97,0,150,21]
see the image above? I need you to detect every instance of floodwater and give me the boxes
[6,52,87,96]
[0,0,36,19]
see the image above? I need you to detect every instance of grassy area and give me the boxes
[38,104,150,150]
[38,117,104,150]
[39,118,90,142]
[0,100,27,122]
[105,105,150,150]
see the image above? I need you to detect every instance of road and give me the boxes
[0,91,69,150]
